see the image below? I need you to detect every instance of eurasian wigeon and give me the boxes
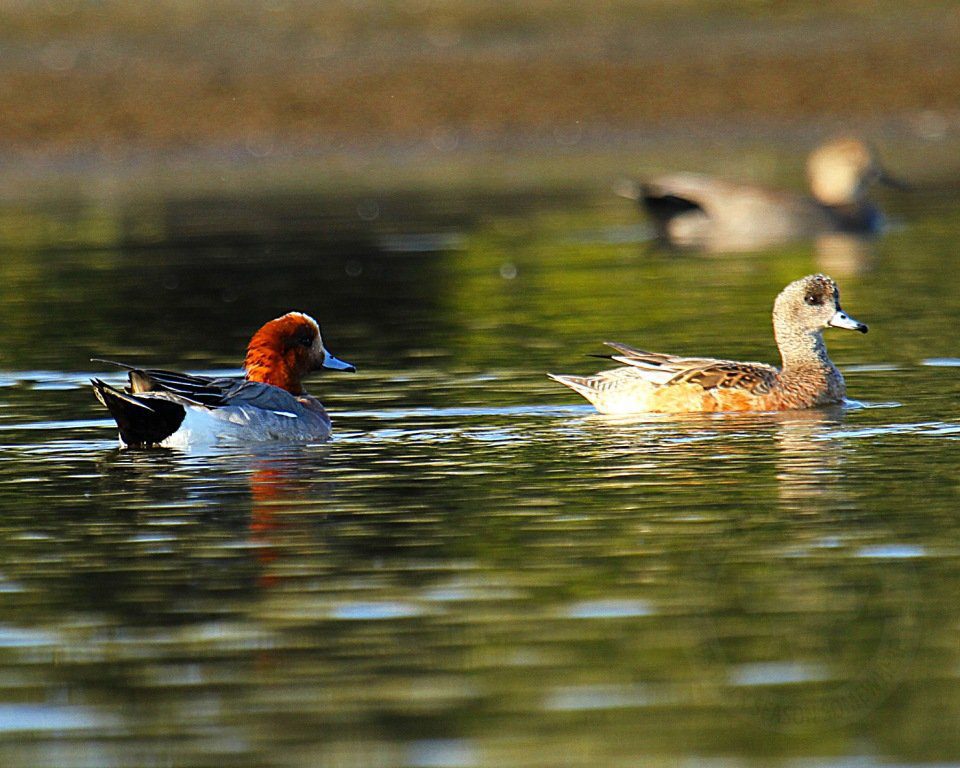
[617,137,907,251]
[92,312,355,448]
[549,274,868,414]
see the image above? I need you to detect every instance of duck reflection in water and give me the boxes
[95,443,334,594]
[246,450,323,590]
[768,407,848,513]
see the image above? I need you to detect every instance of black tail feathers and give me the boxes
[91,379,185,447]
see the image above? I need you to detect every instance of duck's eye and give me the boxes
[804,293,823,306]
[297,334,314,347]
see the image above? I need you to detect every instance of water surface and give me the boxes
[1,183,959,767]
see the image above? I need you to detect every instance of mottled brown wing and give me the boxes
[666,362,779,394]
[603,342,779,394]
[603,342,721,370]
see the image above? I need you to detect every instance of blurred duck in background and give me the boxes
[618,137,908,252]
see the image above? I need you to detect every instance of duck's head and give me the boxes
[244,312,355,394]
[774,274,868,339]
[806,137,906,207]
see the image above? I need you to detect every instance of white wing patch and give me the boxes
[271,410,298,418]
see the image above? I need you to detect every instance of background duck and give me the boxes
[618,137,907,252]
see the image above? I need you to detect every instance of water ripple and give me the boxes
[563,599,656,619]
[0,704,119,734]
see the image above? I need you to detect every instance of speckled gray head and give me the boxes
[774,274,868,335]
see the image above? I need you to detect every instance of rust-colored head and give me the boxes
[243,312,355,394]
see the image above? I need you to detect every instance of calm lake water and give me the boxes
[1,177,959,767]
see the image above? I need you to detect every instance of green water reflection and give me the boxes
[0,184,959,766]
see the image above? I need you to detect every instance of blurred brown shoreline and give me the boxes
[2,0,959,194]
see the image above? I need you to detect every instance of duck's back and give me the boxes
[551,343,787,414]
[93,366,333,447]
[161,382,332,447]
[640,173,832,249]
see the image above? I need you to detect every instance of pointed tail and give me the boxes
[547,373,606,407]
[91,379,186,447]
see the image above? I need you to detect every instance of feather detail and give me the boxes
[602,342,778,392]
[91,378,186,446]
